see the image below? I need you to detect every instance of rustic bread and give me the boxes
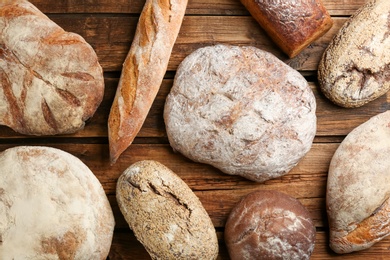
[326,111,390,254]
[318,0,390,108]
[239,0,333,58]
[108,0,188,164]
[116,160,218,259]
[0,146,115,259]
[0,0,104,135]
[164,45,316,182]
[225,190,316,259]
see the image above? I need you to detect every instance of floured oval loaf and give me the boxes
[0,0,104,135]
[164,44,316,182]
[225,190,316,259]
[327,111,390,254]
[116,160,218,260]
[318,0,390,108]
[0,146,115,259]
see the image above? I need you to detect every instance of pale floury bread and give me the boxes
[164,45,317,182]
[0,146,115,259]
[327,111,390,253]
[318,0,390,108]
[0,0,104,135]
[116,160,218,259]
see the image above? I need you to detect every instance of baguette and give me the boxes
[108,0,188,164]
[239,0,333,58]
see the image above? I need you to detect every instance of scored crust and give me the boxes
[164,44,316,182]
[0,0,104,135]
[0,146,115,259]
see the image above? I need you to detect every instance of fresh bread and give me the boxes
[108,0,188,164]
[239,0,333,58]
[225,190,316,259]
[0,0,104,135]
[318,0,390,108]
[326,111,390,254]
[164,45,316,182]
[0,146,115,259]
[116,160,219,259]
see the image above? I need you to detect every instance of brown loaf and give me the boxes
[108,0,188,164]
[239,0,333,58]
[0,0,104,135]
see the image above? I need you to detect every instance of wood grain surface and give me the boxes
[2,0,390,259]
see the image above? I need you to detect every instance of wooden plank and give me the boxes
[46,15,345,72]
[0,79,388,139]
[108,230,390,259]
[30,0,370,16]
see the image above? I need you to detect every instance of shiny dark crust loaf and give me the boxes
[0,0,104,135]
[116,160,219,259]
[164,45,316,182]
[239,0,333,58]
[327,111,390,254]
[318,0,390,108]
[225,190,316,260]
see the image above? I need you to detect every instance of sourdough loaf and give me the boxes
[108,0,188,164]
[225,190,316,259]
[164,45,316,182]
[318,0,390,108]
[327,111,390,253]
[0,0,104,135]
[0,146,115,259]
[116,160,218,259]
[239,0,333,58]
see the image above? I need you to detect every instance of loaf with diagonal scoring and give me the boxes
[0,0,104,135]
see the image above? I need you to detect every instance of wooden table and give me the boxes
[4,0,389,259]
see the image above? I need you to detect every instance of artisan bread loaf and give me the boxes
[0,146,115,259]
[239,0,333,58]
[108,0,188,164]
[318,0,390,108]
[116,160,218,259]
[164,45,316,182]
[225,190,316,260]
[327,111,390,254]
[0,0,104,135]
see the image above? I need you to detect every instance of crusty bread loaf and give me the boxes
[318,0,390,108]
[225,190,316,259]
[108,0,188,164]
[0,0,104,135]
[0,146,115,259]
[164,45,316,182]
[327,111,390,254]
[239,0,333,58]
[116,160,219,259]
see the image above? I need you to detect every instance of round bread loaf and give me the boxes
[116,160,218,259]
[0,0,104,135]
[318,0,390,108]
[225,190,316,260]
[164,44,316,182]
[0,146,115,259]
[326,110,390,254]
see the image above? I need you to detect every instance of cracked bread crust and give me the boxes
[318,0,390,108]
[225,190,316,260]
[164,45,316,182]
[116,160,218,260]
[0,0,104,135]
[326,111,390,254]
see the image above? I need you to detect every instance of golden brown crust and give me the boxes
[108,0,188,164]
[240,0,333,58]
